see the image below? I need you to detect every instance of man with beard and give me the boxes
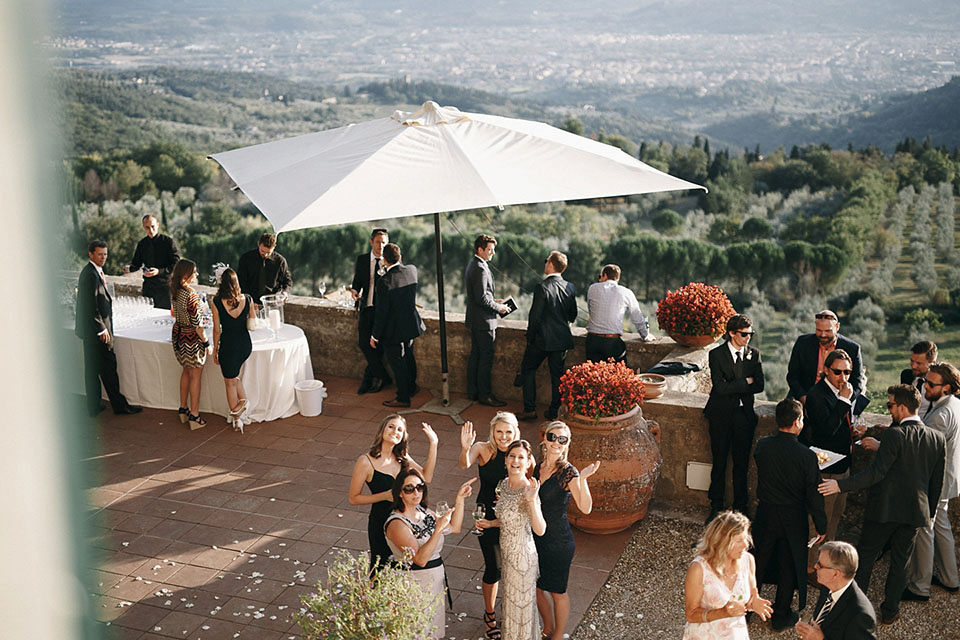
[786,310,864,404]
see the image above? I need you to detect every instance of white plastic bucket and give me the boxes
[295,379,327,417]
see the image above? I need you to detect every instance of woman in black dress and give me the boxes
[534,421,600,640]
[211,268,255,431]
[348,413,438,572]
[459,411,520,639]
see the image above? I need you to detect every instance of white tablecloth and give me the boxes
[110,309,314,422]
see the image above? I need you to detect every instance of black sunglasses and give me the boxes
[830,367,852,376]
[546,432,569,445]
[736,331,755,337]
[401,483,425,495]
[815,312,838,321]
[924,380,944,388]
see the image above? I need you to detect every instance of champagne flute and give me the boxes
[317,282,326,299]
[472,504,486,535]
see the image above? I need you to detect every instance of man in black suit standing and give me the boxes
[76,240,141,417]
[516,251,577,422]
[819,385,946,625]
[786,310,864,404]
[350,228,392,395]
[703,313,764,521]
[754,398,827,631]
[371,243,425,409]
[123,214,180,309]
[800,349,869,579]
[900,340,937,417]
[465,234,509,407]
[795,541,877,640]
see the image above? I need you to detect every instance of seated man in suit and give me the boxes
[703,313,764,522]
[795,541,877,640]
[800,349,869,579]
[900,340,937,417]
[786,310,864,404]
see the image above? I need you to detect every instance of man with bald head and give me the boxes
[124,214,180,309]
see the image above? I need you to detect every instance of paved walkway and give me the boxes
[85,376,634,639]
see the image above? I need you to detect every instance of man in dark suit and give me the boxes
[754,398,827,630]
[75,240,141,417]
[350,228,391,395]
[703,313,764,520]
[795,541,877,640]
[800,349,870,578]
[517,251,577,422]
[819,385,946,625]
[371,243,425,409]
[123,214,180,309]
[900,340,937,417]
[465,234,509,407]
[786,310,864,403]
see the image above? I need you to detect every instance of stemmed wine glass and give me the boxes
[317,282,326,299]
[472,504,486,535]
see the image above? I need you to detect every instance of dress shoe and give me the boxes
[383,399,411,408]
[901,589,929,602]
[114,405,143,415]
[479,396,507,407]
[357,379,373,394]
[932,575,960,592]
[770,611,799,631]
[516,410,538,421]
[880,611,899,625]
[368,377,385,393]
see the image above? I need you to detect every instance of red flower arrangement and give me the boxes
[655,282,735,338]
[559,360,645,420]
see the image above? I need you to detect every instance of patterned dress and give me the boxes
[172,287,207,368]
[496,479,540,640]
[682,554,752,640]
[384,506,446,639]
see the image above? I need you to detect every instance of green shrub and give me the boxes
[901,308,944,339]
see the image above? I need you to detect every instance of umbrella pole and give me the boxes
[434,212,450,406]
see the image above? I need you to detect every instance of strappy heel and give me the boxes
[178,407,189,424]
[188,413,207,430]
[483,611,501,640]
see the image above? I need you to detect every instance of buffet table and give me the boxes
[109,309,314,422]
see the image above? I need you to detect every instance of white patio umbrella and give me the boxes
[210,101,705,404]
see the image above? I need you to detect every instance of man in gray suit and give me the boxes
[517,251,577,422]
[465,234,509,407]
[904,362,960,599]
[819,384,945,625]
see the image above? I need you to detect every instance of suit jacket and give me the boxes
[786,333,864,399]
[923,394,960,499]
[800,378,869,474]
[464,256,500,330]
[372,263,425,345]
[703,343,764,424]
[813,582,877,640]
[526,274,577,351]
[351,252,382,309]
[902,368,933,415]
[753,431,827,609]
[75,262,113,340]
[837,418,945,527]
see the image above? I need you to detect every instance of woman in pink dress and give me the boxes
[683,511,772,639]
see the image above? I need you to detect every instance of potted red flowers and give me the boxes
[558,360,661,534]
[655,282,735,347]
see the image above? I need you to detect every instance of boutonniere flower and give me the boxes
[745,351,753,361]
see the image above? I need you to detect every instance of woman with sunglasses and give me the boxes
[349,414,438,572]
[459,411,521,640]
[385,468,475,639]
[477,439,546,640]
[534,421,599,640]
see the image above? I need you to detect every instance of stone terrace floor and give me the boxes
[85,376,636,640]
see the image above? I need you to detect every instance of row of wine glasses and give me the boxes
[113,296,155,330]
[317,283,356,308]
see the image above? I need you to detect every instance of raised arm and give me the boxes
[524,478,547,536]
[569,461,600,515]
[447,478,477,534]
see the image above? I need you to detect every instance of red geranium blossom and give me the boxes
[560,360,645,420]
[655,282,735,338]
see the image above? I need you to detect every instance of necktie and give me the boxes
[815,593,834,625]
[924,402,934,419]
[735,351,742,364]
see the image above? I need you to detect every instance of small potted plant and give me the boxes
[558,360,660,534]
[655,282,735,347]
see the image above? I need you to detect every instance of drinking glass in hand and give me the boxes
[472,504,486,535]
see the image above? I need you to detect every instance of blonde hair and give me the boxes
[540,421,571,464]
[694,511,752,575]
[487,411,520,448]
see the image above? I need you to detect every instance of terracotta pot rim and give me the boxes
[563,404,641,424]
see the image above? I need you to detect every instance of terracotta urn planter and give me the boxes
[667,332,718,348]
[561,404,662,534]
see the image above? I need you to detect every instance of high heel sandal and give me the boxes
[178,407,189,424]
[483,611,501,640]
[187,413,207,430]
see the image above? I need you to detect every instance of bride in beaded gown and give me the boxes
[478,440,546,640]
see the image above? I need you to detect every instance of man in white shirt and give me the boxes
[585,264,651,365]
[795,541,877,640]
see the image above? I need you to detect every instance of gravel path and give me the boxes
[571,505,960,640]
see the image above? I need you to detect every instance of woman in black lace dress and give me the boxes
[534,421,600,640]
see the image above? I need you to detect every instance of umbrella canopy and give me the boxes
[209,101,704,233]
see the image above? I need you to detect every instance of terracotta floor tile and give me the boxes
[184,617,245,640]
[153,540,203,565]
[266,436,303,452]
[282,503,329,523]
[110,576,162,602]
[113,513,166,535]
[298,524,346,547]
[200,572,247,597]
[189,547,247,571]
[153,610,207,638]
[221,494,269,513]
[100,552,152,576]
[236,577,291,603]
[234,513,282,534]
[165,565,219,589]
[200,507,247,529]
[187,488,237,508]
[110,602,169,631]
